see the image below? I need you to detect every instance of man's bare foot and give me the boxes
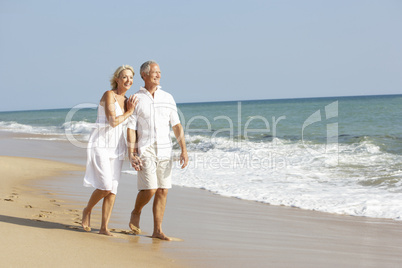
[152,232,172,241]
[129,212,141,235]
[81,208,91,232]
[99,229,114,236]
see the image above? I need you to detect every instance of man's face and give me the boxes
[144,63,161,86]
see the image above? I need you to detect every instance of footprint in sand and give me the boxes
[4,199,13,202]
[110,228,132,235]
[9,192,19,199]
[50,199,62,206]
[50,199,62,207]
[73,220,81,226]
[66,225,80,230]
[168,237,184,242]
[37,211,52,218]
[41,210,53,214]
[25,205,33,208]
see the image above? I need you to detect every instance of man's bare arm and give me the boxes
[172,123,188,169]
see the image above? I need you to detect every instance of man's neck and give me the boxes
[144,84,159,98]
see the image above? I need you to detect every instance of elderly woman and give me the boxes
[82,65,138,236]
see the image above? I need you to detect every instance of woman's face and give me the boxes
[116,69,134,91]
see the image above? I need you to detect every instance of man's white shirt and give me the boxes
[127,86,180,159]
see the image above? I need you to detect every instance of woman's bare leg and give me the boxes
[82,189,111,231]
[99,192,116,236]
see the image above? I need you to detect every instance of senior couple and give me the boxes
[81,61,188,241]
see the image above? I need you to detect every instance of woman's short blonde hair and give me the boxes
[110,65,135,89]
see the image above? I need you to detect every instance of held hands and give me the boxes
[126,95,138,114]
[130,153,143,171]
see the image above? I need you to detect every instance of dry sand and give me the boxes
[0,156,185,267]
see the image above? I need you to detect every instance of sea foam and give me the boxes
[167,135,402,220]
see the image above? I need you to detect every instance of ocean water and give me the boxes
[1,95,401,220]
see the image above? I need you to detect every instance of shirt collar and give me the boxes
[140,86,161,100]
[140,86,161,92]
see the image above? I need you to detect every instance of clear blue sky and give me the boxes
[1,0,401,111]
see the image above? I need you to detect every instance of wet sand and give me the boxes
[1,132,402,267]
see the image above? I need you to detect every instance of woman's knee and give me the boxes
[96,189,112,196]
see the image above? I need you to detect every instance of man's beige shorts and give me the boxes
[137,143,172,190]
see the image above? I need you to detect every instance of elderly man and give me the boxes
[127,60,188,240]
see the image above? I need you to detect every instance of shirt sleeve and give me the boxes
[127,113,137,130]
[170,97,181,127]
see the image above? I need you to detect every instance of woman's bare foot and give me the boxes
[129,212,141,235]
[99,229,114,236]
[152,232,171,241]
[81,207,91,232]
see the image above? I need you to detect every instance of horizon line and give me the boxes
[1,93,401,113]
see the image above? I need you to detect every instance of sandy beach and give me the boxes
[1,132,402,267]
[0,156,184,267]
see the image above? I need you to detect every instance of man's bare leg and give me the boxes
[82,189,110,231]
[129,189,156,234]
[99,192,116,236]
[152,188,171,241]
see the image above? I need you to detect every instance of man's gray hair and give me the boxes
[140,60,158,79]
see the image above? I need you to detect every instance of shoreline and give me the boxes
[2,155,402,267]
[1,132,402,267]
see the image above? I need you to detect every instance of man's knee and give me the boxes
[140,189,157,197]
[156,188,168,197]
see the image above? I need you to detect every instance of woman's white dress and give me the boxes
[83,97,127,194]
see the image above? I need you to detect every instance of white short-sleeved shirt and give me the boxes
[127,86,180,159]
